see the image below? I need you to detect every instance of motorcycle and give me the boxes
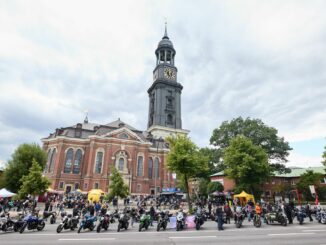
[265,207,287,226]
[117,211,129,232]
[296,207,306,225]
[56,213,79,233]
[316,209,326,224]
[176,211,186,231]
[43,211,57,224]
[97,212,111,233]
[139,212,151,232]
[157,211,169,232]
[194,210,205,230]
[77,214,97,233]
[253,211,262,228]
[19,214,45,233]
[234,207,244,228]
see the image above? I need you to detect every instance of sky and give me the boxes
[0,0,325,168]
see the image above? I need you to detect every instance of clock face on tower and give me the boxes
[164,68,176,80]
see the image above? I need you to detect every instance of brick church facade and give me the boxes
[42,26,189,195]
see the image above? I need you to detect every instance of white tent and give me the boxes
[0,188,16,198]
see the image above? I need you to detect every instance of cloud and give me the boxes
[0,0,326,167]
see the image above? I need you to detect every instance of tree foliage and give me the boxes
[207,181,224,194]
[296,170,323,201]
[107,166,129,202]
[322,146,326,170]
[198,147,223,178]
[3,143,47,192]
[210,117,292,173]
[223,135,271,196]
[18,159,51,198]
[167,135,208,210]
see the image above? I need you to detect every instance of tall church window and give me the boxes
[64,148,73,173]
[49,149,56,173]
[95,152,103,174]
[118,158,124,171]
[154,158,159,178]
[148,158,153,179]
[73,149,82,174]
[137,156,143,177]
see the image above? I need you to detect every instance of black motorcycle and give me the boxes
[157,211,169,232]
[117,212,129,232]
[43,211,57,224]
[194,210,205,230]
[176,211,186,231]
[234,207,244,228]
[97,213,111,233]
[295,207,306,225]
[57,214,79,233]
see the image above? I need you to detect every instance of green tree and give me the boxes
[322,146,326,170]
[18,159,51,199]
[107,166,129,204]
[3,143,47,192]
[207,181,224,194]
[198,147,223,178]
[223,135,271,196]
[166,135,208,210]
[296,170,323,201]
[210,117,292,173]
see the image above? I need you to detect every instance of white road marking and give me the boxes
[268,232,315,236]
[302,230,325,232]
[169,236,217,239]
[58,238,116,241]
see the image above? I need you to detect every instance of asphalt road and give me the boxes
[1,219,325,245]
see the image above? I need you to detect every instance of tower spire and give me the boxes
[84,110,89,123]
[163,21,169,39]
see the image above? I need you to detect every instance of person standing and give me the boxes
[216,204,224,231]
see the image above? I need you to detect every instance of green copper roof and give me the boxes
[210,167,326,178]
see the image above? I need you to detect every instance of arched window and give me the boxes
[73,149,82,174]
[137,156,143,177]
[118,158,124,172]
[148,158,153,179]
[49,149,56,173]
[95,152,103,174]
[154,158,159,178]
[64,148,73,173]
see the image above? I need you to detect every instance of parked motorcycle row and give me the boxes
[1,205,325,234]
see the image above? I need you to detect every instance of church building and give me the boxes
[42,26,189,195]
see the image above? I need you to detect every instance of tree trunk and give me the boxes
[184,174,192,211]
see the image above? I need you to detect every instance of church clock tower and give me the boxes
[147,25,189,138]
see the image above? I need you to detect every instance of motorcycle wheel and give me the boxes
[89,224,95,231]
[254,219,262,228]
[2,224,7,232]
[37,221,45,231]
[265,218,269,225]
[56,224,63,233]
[139,223,143,232]
[125,222,129,230]
[20,223,27,234]
[195,222,200,230]
[77,226,82,233]
[157,223,161,232]
[117,223,121,232]
[281,218,287,226]
[97,224,101,233]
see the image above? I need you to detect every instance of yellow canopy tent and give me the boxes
[233,191,255,205]
[87,189,105,203]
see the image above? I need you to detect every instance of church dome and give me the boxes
[158,36,174,48]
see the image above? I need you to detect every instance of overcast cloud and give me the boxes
[0,0,325,168]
